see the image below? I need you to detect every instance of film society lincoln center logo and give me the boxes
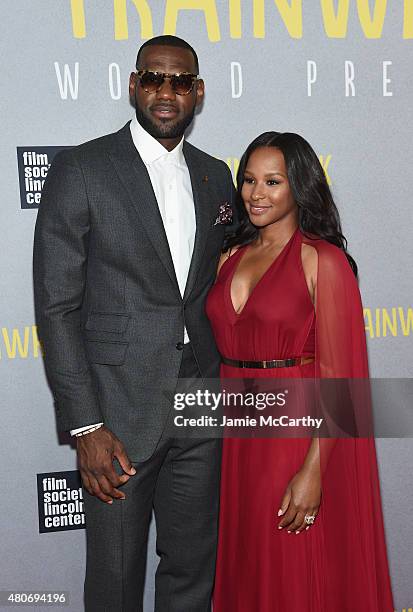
[17,146,72,209]
[37,470,85,533]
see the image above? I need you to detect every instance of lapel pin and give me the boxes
[202,175,209,182]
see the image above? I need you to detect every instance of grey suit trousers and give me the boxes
[83,343,222,612]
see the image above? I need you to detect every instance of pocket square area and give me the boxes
[214,201,233,226]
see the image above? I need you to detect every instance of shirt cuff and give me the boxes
[70,422,104,436]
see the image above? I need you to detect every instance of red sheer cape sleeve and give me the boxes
[302,236,394,610]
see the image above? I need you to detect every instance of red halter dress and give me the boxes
[206,227,394,611]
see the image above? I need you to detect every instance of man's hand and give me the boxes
[77,425,136,504]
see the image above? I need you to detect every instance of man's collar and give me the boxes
[129,114,185,166]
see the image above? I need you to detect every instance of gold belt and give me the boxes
[221,356,315,369]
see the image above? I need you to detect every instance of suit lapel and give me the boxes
[109,123,180,294]
[109,124,214,302]
[182,143,214,302]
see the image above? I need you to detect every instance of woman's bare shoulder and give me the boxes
[301,242,318,276]
[300,243,318,304]
[216,246,242,276]
[301,237,357,291]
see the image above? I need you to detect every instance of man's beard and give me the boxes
[135,104,195,140]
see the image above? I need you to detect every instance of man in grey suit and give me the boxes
[33,35,235,612]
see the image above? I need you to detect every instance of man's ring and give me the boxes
[304,514,315,525]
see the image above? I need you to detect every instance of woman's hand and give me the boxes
[277,465,321,534]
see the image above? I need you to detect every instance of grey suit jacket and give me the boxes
[33,121,236,461]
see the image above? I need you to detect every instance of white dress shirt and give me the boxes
[70,116,196,436]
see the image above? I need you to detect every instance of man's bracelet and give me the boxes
[74,424,104,437]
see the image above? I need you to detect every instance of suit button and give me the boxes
[176,342,184,350]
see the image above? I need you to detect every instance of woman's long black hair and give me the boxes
[225,132,357,276]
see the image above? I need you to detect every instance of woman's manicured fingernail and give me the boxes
[277,509,283,516]
[287,530,291,533]
[278,525,283,529]
[295,530,300,534]
[306,526,310,530]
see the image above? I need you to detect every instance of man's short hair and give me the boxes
[136,35,199,74]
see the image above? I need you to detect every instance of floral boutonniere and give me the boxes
[214,201,233,226]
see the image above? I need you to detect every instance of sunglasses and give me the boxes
[135,70,199,96]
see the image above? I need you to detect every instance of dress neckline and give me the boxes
[227,227,299,318]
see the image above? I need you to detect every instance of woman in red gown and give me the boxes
[206,132,394,611]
